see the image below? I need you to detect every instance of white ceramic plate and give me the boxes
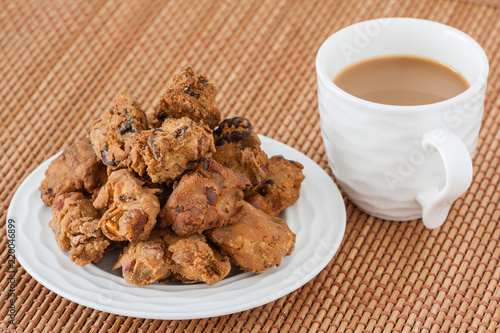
[9,135,346,320]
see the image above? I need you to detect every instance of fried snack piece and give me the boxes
[144,108,160,129]
[39,137,106,206]
[212,117,268,187]
[163,231,231,285]
[154,67,220,129]
[206,201,295,274]
[93,169,161,242]
[162,159,251,235]
[245,155,305,216]
[49,192,110,265]
[89,93,148,174]
[113,230,175,286]
[139,117,215,183]
[114,229,231,286]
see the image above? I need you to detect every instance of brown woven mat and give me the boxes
[1,0,499,332]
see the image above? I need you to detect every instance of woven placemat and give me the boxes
[1,0,499,332]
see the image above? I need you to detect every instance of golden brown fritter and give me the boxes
[206,201,295,274]
[154,67,221,129]
[144,108,160,129]
[163,230,231,285]
[245,155,305,216]
[212,117,268,187]
[113,230,174,286]
[114,229,231,286]
[93,169,161,242]
[139,117,215,183]
[162,159,251,236]
[39,137,106,206]
[89,93,148,175]
[50,192,110,266]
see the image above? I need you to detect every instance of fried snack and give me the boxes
[89,93,148,174]
[206,201,295,274]
[144,108,160,129]
[39,137,106,206]
[139,117,215,183]
[40,68,303,286]
[163,230,231,285]
[114,229,231,286]
[212,117,268,187]
[245,155,305,216]
[162,159,251,235]
[113,230,174,286]
[49,192,110,265]
[154,67,220,129]
[93,169,161,242]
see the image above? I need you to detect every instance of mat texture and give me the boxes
[1,0,499,332]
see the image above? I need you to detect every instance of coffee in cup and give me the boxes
[333,55,470,106]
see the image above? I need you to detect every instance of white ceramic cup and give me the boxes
[316,18,489,229]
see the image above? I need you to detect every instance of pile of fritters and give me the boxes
[39,67,305,286]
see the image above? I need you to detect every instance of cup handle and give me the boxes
[416,128,473,229]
